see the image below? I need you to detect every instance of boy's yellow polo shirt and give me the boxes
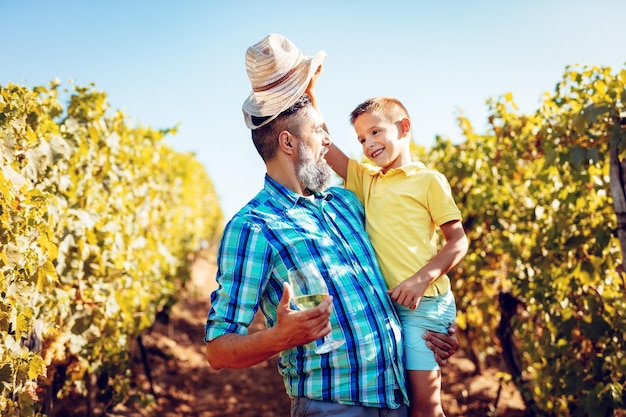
[345,159,462,296]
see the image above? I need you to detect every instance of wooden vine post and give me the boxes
[609,107,626,278]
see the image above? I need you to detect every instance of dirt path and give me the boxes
[110,255,526,417]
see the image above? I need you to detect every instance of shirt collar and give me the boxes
[263,174,333,208]
[367,161,428,177]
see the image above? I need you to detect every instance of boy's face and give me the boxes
[353,112,410,172]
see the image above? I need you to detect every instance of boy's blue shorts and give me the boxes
[395,290,456,371]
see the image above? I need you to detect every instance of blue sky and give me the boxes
[3,1,625,221]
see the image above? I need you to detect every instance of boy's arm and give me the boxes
[305,64,350,180]
[388,220,468,308]
[305,64,323,113]
[420,219,468,283]
[325,143,349,180]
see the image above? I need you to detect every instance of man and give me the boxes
[205,33,458,417]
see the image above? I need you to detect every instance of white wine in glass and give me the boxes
[293,293,329,310]
[288,262,345,354]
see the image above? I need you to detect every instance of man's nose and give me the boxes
[323,131,331,146]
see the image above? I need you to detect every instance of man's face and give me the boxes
[295,108,332,193]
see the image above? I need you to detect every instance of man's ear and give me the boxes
[278,130,295,154]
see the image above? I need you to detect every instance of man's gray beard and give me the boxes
[296,141,331,193]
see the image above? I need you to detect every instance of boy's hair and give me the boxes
[251,94,312,161]
[349,97,410,126]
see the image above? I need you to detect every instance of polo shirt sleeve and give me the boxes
[205,215,273,342]
[427,171,462,226]
[345,158,367,202]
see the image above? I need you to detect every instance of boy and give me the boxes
[317,86,468,416]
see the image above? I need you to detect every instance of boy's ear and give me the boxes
[400,118,411,137]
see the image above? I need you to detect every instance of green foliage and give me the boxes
[420,65,626,416]
[0,81,223,416]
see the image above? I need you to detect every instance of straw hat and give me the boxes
[242,33,326,129]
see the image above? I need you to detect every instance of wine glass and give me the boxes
[288,262,345,354]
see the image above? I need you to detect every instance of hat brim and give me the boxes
[243,50,326,130]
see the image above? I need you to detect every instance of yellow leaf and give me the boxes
[38,230,50,253]
[455,314,467,330]
[37,261,58,291]
[28,355,46,380]
[89,125,100,142]
[16,310,31,340]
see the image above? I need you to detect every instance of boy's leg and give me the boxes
[407,369,445,417]
[397,292,456,417]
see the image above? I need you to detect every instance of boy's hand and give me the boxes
[306,64,323,112]
[387,277,428,310]
[306,63,323,94]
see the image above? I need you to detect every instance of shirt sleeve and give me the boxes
[205,215,273,342]
[426,171,462,226]
[345,158,367,203]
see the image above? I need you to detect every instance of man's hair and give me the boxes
[349,97,410,126]
[251,95,312,161]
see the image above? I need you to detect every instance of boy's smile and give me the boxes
[354,112,411,172]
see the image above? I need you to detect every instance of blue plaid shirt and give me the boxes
[205,175,407,408]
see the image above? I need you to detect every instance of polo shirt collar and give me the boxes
[369,161,427,177]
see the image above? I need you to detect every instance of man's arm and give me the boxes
[424,323,459,366]
[206,283,333,369]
